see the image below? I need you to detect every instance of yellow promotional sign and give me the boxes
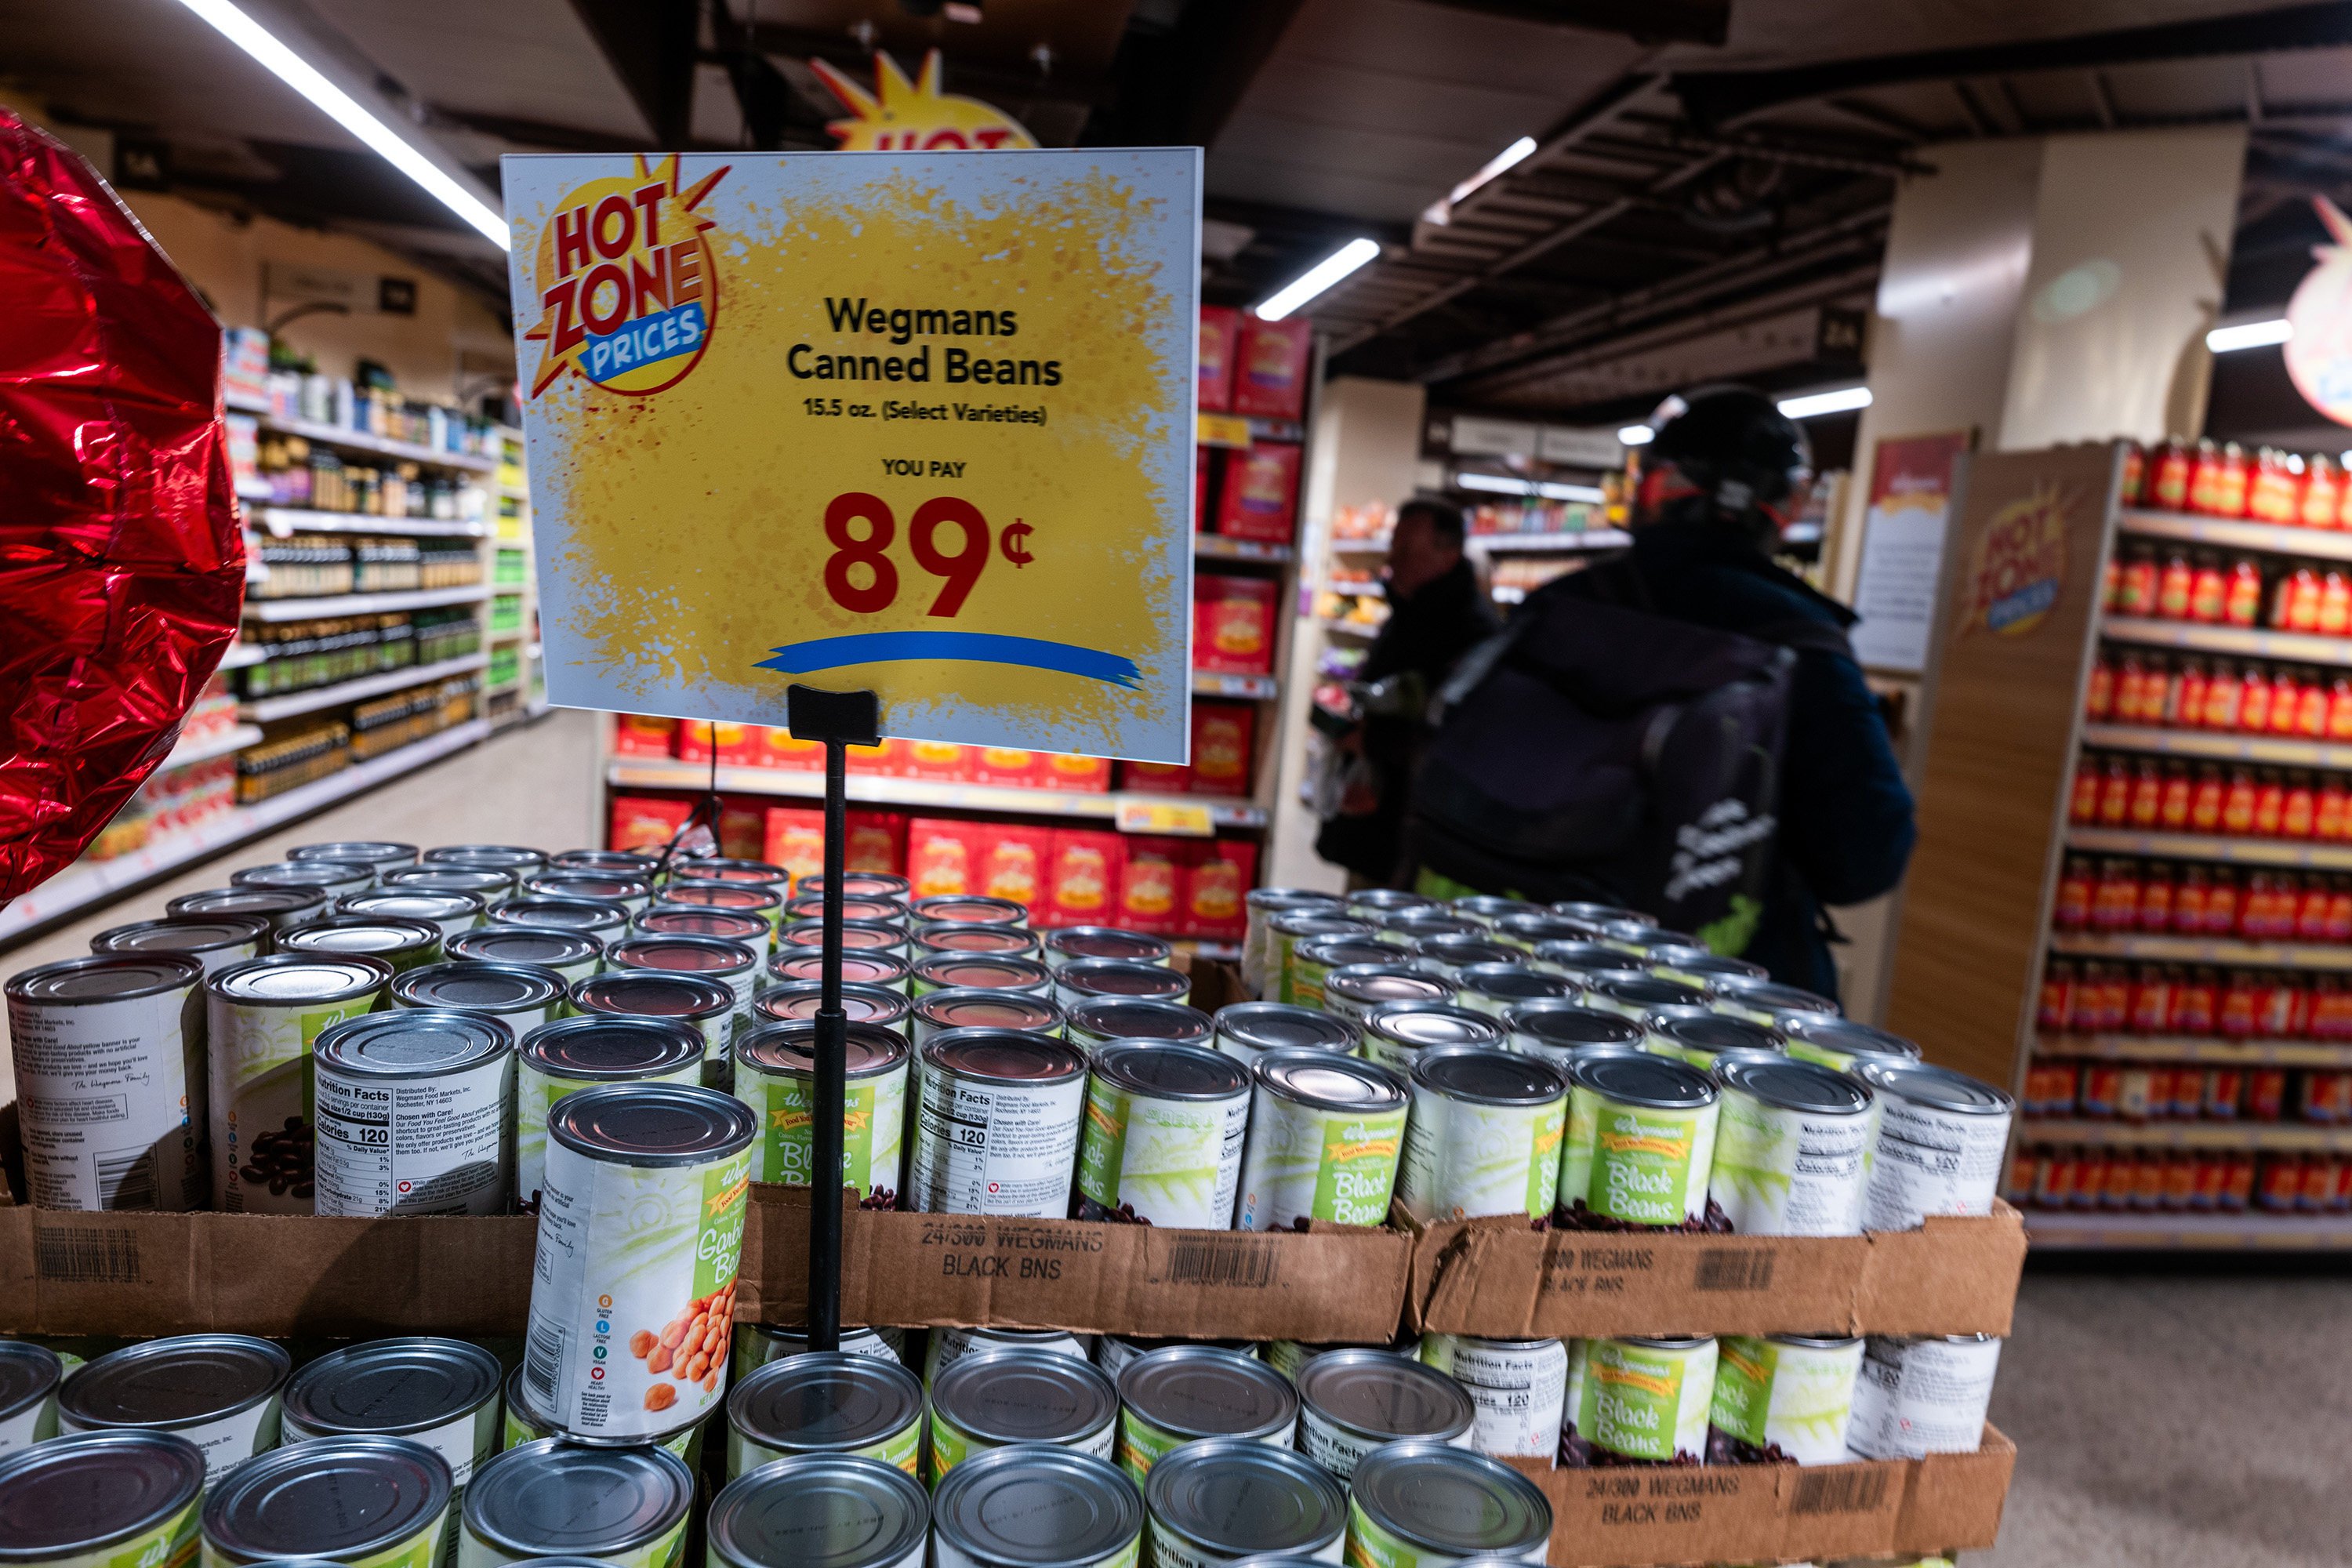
[503,149,1201,762]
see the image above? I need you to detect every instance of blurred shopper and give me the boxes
[1410,387,1913,996]
[1315,497,1497,884]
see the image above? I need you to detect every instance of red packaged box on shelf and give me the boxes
[1189,703,1256,797]
[1195,448,1215,529]
[1180,837,1258,939]
[845,810,906,874]
[909,818,986,898]
[720,800,767,859]
[971,747,1040,788]
[1118,837,1186,935]
[764,808,825,891]
[978,822,1053,907]
[903,739,974,782]
[613,713,675,757]
[846,739,903,777]
[1216,443,1301,543]
[1043,829,1125,927]
[1121,757,1189,793]
[1036,752,1112,793]
[1194,575,1279,674]
[762,730,825,771]
[674,721,753,764]
[1199,305,1240,412]
[611,795,691,853]
[1232,315,1311,420]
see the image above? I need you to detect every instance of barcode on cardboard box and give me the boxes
[1160,1237,1277,1288]
[1693,1248,1774,1292]
[1790,1468,1890,1515]
[34,1225,142,1283]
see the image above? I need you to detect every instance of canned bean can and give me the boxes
[652,880,780,924]
[910,989,1066,1054]
[1559,1336,1716,1465]
[281,1338,502,1563]
[1259,1338,1402,1385]
[59,1334,291,1483]
[788,895,913,929]
[1292,1349,1473,1481]
[1065,999,1214,1059]
[1359,1002,1505,1078]
[515,1017,704,1210]
[1705,1334,1863,1465]
[705,1453,929,1568]
[1234,1051,1409,1231]
[527,873,652,914]
[0,1340,61,1453]
[1490,913,1594,949]
[1409,936,1522,984]
[311,1011,515,1216]
[1706,975,1841,1029]
[769,946,913,990]
[1344,889,1433,920]
[1596,924,1696,958]
[491,898,632,941]
[1580,974,1708,1022]
[1500,1002,1641,1070]
[555,848,662,878]
[1777,1017,1920,1073]
[1452,895,1539,928]
[912,894,1029,928]
[522,1083,755,1439]
[928,1349,1120,1483]
[1285,940,1396,1011]
[1078,1044,1251,1227]
[459,1439,693,1568]
[278,916,444,974]
[7,954,206,1211]
[1344,1442,1550,1565]
[390,962,565,1037]
[927,1328,1091,1387]
[1546,900,1649,928]
[753,981,913,1033]
[339,890,486,942]
[389,867,520,902]
[201,1433,451,1568]
[1055,960,1192,1012]
[1642,1012,1781,1071]
[426,844,547,878]
[1145,1438,1345,1568]
[1845,1335,2002,1459]
[233,861,373,902]
[90,915,269,977]
[736,1020,909,1205]
[0,1430,206,1568]
[675,855,789,889]
[779,920,910,962]
[726,1352,924,1478]
[1526,941,1642,984]
[1852,1061,2015,1229]
[1557,1051,1720,1229]
[498,1365,703,1466]
[1094,1338,1254,1384]
[447,927,604,986]
[643,907,773,956]
[1045,927,1172,971]
[1396,1047,1566,1222]
[605,936,758,1044]
[568,972,737,1087]
[910,955,1055,1000]
[289,840,419,883]
[1451,964,1577,1018]
[1243,890,1343,998]
[1267,914,1375,1005]
[1710,1058,1873,1236]
[169,886,328,933]
[1374,911,1480,949]
[1417,1334,1567,1460]
[207,954,391,1214]
[931,1444,1142,1568]
[911,1030,1088,1218]
[911,924,1042,965]
[1320,967,1454,1027]
[735,1323,906,1372]
[1212,1004,1359,1065]
[1115,1347,1296,1481]
[800,873,913,900]
[1643,947,1769,989]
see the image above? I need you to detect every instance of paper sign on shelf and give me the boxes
[1114,799,1215,837]
[503,148,1202,763]
[1850,430,1970,674]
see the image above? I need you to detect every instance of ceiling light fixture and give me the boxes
[2207,318,2292,353]
[1424,136,1538,227]
[1618,425,1657,446]
[1453,473,1606,503]
[1777,386,1872,419]
[169,0,509,249]
[1254,238,1381,321]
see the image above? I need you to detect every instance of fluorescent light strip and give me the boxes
[1454,472,1607,503]
[1254,238,1381,321]
[1777,385,1872,419]
[1455,472,1534,495]
[2208,318,2292,353]
[1537,481,1606,503]
[1451,136,1537,205]
[171,0,508,249]
[1618,425,1656,445]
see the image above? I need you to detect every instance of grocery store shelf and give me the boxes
[218,642,267,671]
[0,719,492,944]
[604,759,1269,829]
[239,408,497,473]
[1194,535,1294,564]
[2031,1032,2352,1067]
[244,584,492,622]
[1330,535,1392,555]
[2049,931,2352,971]
[2063,826,2352,870]
[2019,1118,2352,1151]
[1472,530,1631,554]
[252,506,487,539]
[239,652,491,722]
[1317,618,1382,639]
[2024,1209,2352,1249]
[1193,671,1279,699]
[2078,724,2352,770]
[2119,507,2352,562]
[2101,616,2352,666]
[1330,580,1384,598]
[160,724,262,769]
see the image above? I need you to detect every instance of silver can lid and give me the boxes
[913,955,1054,993]
[930,1443,1142,1567]
[521,1015,705,1080]
[1779,1015,1922,1063]
[799,872,913,899]
[527,873,650,904]
[1253,1050,1408,1115]
[1645,947,1769,982]
[912,924,1039,960]
[489,897,630,935]
[1347,1441,1551,1555]
[739,1021,910,1082]
[289,840,417,868]
[282,1338,501,1436]
[89,916,268,957]
[1548,899,1649,926]
[386,866,516,896]
[1324,966,1453,1011]
[706,1454,929,1568]
[792,896,912,926]
[0,1340,60,1425]
[931,1349,1117,1446]
[1045,927,1170,964]
[231,861,370,893]
[1566,1050,1717,1110]
[166,886,328,922]
[1246,887,1344,912]
[1588,974,1708,1011]
[1291,938,1396,973]
[660,882,784,914]
[1293,1350,1473,1444]
[1143,1439,1345,1559]
[728,1353,923,1454]
[912,989,1065,1035]
[607,934,757,978]
[446,927,604,969]
[1065,998,1213,1047]
[1268,913,1372,941]
[463,1439,694,1555]
[314,1009,513,1079]
[924,1029,1087,1087]
[755,982,913,1029]
[1716,1055,1871,1116]
[209,953,391,1008]
[1493,913,1596,946]
[676,856,790,887]
[423,844,547,873]
[278,916,440,958]
[909,894,1027,926]
[61,1334,292,1431]
[1118,1347,1296,1443]
[1455,964,1576,1004]
[1649,1014,1783,1062]
[1411,1045,1566,1107]
[779,919,907,955]
[1377,911,1479,942]
[1503,1001,1642,1051]
[1363,1002,1506,1053]
[1214,1004,1359,1055]
[571,971,735,1022]
[0,1431,206,1560]
[1530,939,1638,976]
[553,848,662,877]
[389,960,564,1015]
[769,949,914,989]
[1413,936,1521,970]
[339,890,483,924]
[6,952,201,1004]
[1708,974,1841,1018]
[201,1435,451,1560]
[1091,1044,1249,1102]
[1853,1058,2016,1117]
[547,1083,757,1167]
[641,907,771,943]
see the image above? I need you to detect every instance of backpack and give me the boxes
[1408,554,1851,955]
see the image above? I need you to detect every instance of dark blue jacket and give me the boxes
[1573,518,1917,997]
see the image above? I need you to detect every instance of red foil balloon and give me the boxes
[0,108,243,905]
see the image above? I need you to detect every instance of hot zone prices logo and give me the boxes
[524,154,728,397]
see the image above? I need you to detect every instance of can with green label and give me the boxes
[1076,1044,1250,1228]
[1500,1002,1641,1073]
[931,1444,1142,1568]
[0,1431,205,1568]
[459,1439,694,1568]
[201,1435,450,1568]
[1705,1334,1863,1465]
[726,1352,924,1478]
[1268,914,1374,1006]
[926,1348,1117,1485]
[1777,1016,1922,1074]
[735,1019,908,1206]
[206,953,392,1214]
[734,1323,906,1372]
[1556,1050,1719,1229]
[1559,1336,1717,1466]
[1395,1047,1566,1222]
[514,1016,706,1212]
[1343,1442,1550,1566]
[1144,1438,1345,1568]
[1243,889,1344,999]
[706,1453,929,1568]
[499,1364,703,1469]
[1285,938,1396,1012]
[1112,1346,1296,1481]
[1708,1057,1873,1237]
[1234,1051,1409,1232]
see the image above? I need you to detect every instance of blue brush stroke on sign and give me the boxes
[757,632,1142,689]
[584,301,706,383]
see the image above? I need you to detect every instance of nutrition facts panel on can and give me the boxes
[314,1064,510,1216]
[915,1073,1083,1217]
